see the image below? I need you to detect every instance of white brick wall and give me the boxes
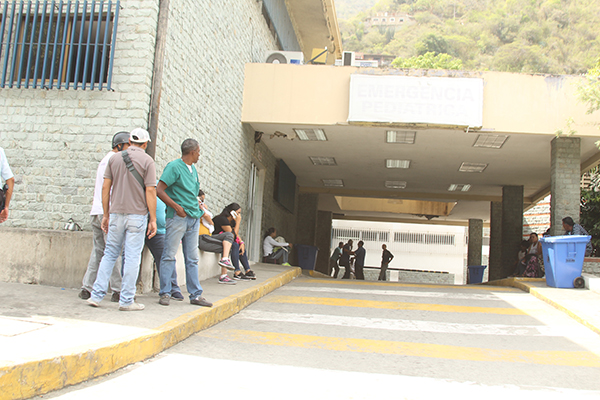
[0,0,159,230]
[0,0,294,235]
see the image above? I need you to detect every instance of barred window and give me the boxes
[0,0,120,90]
[394,232,455,246]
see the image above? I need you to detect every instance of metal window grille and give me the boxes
[394,232,455,246]
[0,0,120,90]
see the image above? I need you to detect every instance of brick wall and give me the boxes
[0,0,294,238]
[523,195,551,237]
[0,0,159,230]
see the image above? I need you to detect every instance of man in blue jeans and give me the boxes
[157,138,212,307]
[88,128,157,311]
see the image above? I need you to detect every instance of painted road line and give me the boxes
[305,278,519,291]
[199,329,600,367]
[237,310,592,337]
[281,285,521,301]
[263,295,526,315]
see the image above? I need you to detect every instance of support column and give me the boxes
[315,211,333,275]
[294,193,319,267]
[488,201,503,281]
[467,219,483,268]
[500,185,523,279]
[550,137,581,235]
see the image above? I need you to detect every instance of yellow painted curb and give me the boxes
[0,267,302,400]
[487,277,600,336]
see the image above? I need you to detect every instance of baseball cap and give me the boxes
[111,131,130,148]
[130,128,151,143]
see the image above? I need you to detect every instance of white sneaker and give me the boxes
[119,302,145,311]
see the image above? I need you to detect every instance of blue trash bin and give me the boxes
[540,235,590,288]
[296,245,319,270]
[468,265,486,284]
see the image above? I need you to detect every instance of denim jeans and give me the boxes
[82,214,122,292]
[266,247,289,264]
[231,241,250,273]
[91,213,147,306]
[159,215,202,299]
[145,233,181,295]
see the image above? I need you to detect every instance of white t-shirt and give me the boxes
[0,147,14,183]
[90,151,115,216]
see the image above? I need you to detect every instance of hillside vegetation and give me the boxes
[338,0,600,74]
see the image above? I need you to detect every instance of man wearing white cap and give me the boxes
[88,128,157,311]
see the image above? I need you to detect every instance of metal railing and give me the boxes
[0,0,120,90]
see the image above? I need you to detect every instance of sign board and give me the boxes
[348,75,484,127]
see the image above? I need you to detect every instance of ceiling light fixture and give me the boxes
[386,159,411,169]
[459,162,487,173]
[385,181,407,189]
[473,134,509,149]
[309,156,337,166]
[323,179,344,187]
[448,184,471,192]
[386,130,416,144]
[294,128,327,141]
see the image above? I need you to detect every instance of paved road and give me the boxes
[44,277,600,399]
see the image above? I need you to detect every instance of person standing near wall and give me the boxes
[0,146,14,224]
[340,239,354,279]
[157,139,213,307]
[329,241,343,278]
[79,132,129,301]
[378,244,394,281]
[87,128,157,311]
[353,240,366,280]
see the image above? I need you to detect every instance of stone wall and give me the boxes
[0,0,159,230]
[363,268,455,285]
[583,258,600,277]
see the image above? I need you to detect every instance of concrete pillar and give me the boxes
[550,137,581,235]
[467,219,483,267]
[294,193,319,267]
[500,185,523,279]
[488,201,503,281]
[315,211,332,275]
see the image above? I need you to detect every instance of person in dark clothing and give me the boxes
[562,216,593,256]
[340,240,354,279]
[353,241,366,280]
[330,242,344,278]
[378,244,394,281]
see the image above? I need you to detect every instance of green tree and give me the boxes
[391,51,463,69]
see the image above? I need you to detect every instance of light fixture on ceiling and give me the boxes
[310,156,337,166]
[294,128,327,141]
[386,159,411,169]
[459,162,487,173]
[448,184,471,192]
[385,181,407,189]
[386,130,416,144]
[473,134,509,149]
[323,179,344,187]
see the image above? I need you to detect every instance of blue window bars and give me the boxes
[0,1,120,90]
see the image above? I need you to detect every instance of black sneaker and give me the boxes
[79,289,91,300]
[111,291,121,302]
[245,270,257,280]
[233,273,252,281]
[190,297,212,307]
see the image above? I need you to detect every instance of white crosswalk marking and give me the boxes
[238,309,593,337]
[280,285,520,301]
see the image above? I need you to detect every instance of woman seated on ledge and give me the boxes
[263,227,292,266]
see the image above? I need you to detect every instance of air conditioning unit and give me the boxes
[265,51,304,64]
[342,51,355,66]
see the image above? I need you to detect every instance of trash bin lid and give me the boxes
[540,235,590,244]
